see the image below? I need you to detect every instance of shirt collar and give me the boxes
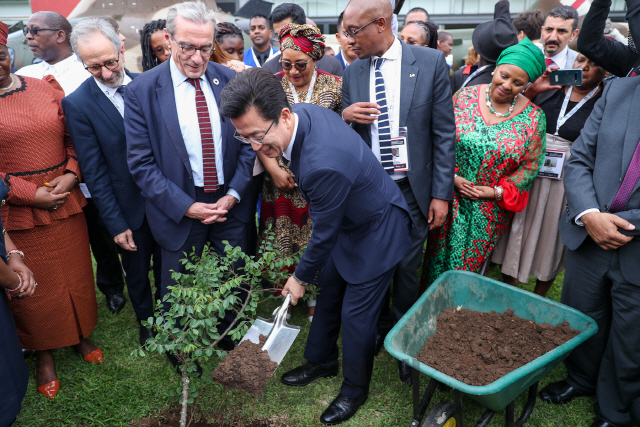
[41,54,80,71]
[94,72,132,97]
[282,112,299,162]
[169,56,194,87]
[546,45,569,67]
[372,37,402,64]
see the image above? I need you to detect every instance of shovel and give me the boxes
[240,294,300,364]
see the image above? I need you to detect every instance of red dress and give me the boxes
[0,75,97,350]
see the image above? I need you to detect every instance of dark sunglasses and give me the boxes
[280,58,313,72]
[23,27,60,37]
[84,53,121,75]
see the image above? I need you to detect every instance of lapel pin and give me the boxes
[213,78,219,85]
[409,73,416,77]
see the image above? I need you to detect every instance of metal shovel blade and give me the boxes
[240,294,300,364]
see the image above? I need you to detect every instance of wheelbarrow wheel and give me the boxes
[419,401,457,427]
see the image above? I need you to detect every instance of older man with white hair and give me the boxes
[124,0,255,373]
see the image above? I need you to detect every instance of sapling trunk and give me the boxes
[180,368,189,427]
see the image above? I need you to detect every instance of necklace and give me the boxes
[0,74,14,91]
[485,83,517,118]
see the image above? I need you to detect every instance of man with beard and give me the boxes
[17,11,128,316]
[61,18,159,348]
[242,14,278,68]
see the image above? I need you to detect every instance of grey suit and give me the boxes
[558,77,640,426]
[342,43,456,330]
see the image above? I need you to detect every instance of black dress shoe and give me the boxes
[398,361,413,385]
[139,324,155,347]
[590,417,616,427]
[320,392,368,425]
[374,333,385,357]
[166,353,203,377]
[539,379,586,405]
[281,360,339,387]
[105,293,126,314]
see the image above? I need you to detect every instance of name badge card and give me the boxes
[391,127,410,172]
[537,149,566,179]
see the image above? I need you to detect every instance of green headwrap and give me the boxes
[496,37,546,82]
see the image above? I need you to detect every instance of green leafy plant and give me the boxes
[134,228,306,427]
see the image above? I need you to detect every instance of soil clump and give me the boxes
[417,308,579,386]
[211,335,277,396]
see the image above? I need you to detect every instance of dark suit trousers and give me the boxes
[119,217,159,322]
[160,187,248,339]
[83,199,125,296]
[304,253,396,400]
[562,237,640,427]
[378,181,430,332]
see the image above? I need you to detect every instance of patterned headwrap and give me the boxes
[278,24,326,61]
[0,21,8,46]
[496,37,546,82]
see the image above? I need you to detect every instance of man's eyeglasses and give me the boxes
[234,120,276,145]
[84,53,120,75]
[280,58,313,72]
[23,27,59,37]
[342,17,380,40]
[171,35,215,57]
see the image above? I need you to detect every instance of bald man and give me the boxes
[341,0,456,389]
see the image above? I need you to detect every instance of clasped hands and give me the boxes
[581,212,635,250]
[455,176,495,200]
[185,194,237,224]
[33,172,78,210]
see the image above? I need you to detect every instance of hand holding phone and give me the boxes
[550,69,583,86]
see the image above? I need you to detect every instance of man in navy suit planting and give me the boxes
[220,67,412,425]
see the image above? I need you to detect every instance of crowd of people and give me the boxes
[0,0,639,425]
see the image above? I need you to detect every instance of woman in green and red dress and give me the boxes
[423,38,547,286]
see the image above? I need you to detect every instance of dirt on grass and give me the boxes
[211,335,278,396]
[135,410,289,427]
[417,308,579,386]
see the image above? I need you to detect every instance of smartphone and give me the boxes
[550,69,583,86]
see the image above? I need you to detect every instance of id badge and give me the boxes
[537,149,566,179]
[390,127,410,172]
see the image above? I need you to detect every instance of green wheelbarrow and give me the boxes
[384,270,598,427]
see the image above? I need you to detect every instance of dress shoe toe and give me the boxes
[105,293,126,314]
[590,417,616,427]
[37,379,60,399]
[139,325,155,347]
[281,361,339,387]
[320,393,368,425]
[398,361,413,385]
[83,348,104,363]
[539,379,585,405]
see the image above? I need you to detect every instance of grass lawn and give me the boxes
[14,266,597,427]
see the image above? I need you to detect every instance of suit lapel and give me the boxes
[89,78,126,136]
[157,62,192,176]
[356,59,372,146]
[399,44,418,127]
[204,64,226,160]
[625,85,640,195]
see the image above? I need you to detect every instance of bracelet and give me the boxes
[7,249,24,260]
[292,272,309,287]
[7,272,22,292]
[66,171,79,185]
[494,185,504,201]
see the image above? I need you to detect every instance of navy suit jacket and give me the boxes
[62,71,145,237]
[289,104,412,285]
[335,51,348,71]
[342,42,456,221]
[124,60,255,251]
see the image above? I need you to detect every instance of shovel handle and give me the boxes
[273,294,292,327]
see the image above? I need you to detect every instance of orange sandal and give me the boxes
[82,348,104,363]
[37,379,60,399]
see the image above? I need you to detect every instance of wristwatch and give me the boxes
[292,273,309,287]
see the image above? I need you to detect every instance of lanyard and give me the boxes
[289,70,317,104]
[461,65,491,88]
[555,86,599,135]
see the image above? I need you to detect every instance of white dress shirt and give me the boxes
[545,45,570,69]
[94,74,132,117]
[169,59,239,201]
[282,113,299,165]
[369,37,405,180]
[16,54,91,96]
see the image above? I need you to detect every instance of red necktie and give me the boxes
[187,78,219,193]
[545,58,555,68]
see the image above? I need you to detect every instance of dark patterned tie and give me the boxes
[116,85,126,96]
[187,78,219,193]
[609,141,640,212]
[374,58,394,175]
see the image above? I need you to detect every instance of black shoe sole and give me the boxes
[281,371,338,387]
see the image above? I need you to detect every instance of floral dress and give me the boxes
[423,85,546,286]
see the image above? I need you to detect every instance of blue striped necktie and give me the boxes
[374,58,394,175]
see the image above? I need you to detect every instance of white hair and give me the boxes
[70,18,121,63]
[166,1,217,38]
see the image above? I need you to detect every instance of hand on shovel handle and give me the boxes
[282,276,306,306]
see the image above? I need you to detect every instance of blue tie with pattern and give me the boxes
[374,58,394,175]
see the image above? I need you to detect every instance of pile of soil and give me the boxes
[417,308,579,386]
[211,335,278,396]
